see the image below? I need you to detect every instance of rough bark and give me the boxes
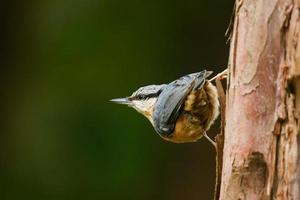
[218,0,300,199]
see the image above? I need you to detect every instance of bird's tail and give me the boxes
[193,70,212,90]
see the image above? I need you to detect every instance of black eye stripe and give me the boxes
[130,85,165,100]
[137,95,145,99]
[144,93,159,98]
[133,93,160,100]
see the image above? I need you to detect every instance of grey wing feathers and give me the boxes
[152,70,212,135]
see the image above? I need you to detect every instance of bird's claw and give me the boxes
[203,132,217,149]
[209,69,228,82]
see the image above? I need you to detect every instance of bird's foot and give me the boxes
[209,69,228,82]
[203,132,217,149]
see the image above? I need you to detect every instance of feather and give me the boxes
[152,70,211,135]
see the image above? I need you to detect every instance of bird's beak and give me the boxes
[110,98,133,106]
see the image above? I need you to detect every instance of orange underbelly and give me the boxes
[161,113,205,143]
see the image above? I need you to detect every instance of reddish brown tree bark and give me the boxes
[217,0,300,199]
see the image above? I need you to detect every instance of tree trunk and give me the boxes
[218,0,300,199]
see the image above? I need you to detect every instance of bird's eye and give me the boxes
[136,94,146,100]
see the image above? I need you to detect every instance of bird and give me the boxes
[111,70,227,147]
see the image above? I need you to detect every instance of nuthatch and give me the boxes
[111,70,227,146]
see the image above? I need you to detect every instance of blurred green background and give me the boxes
[0,1,233,199]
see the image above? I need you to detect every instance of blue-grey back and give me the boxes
[152,70,212,135]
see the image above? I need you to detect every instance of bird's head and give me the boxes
[111,84,166,123]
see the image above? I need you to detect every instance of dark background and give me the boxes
[0,1,233,199]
